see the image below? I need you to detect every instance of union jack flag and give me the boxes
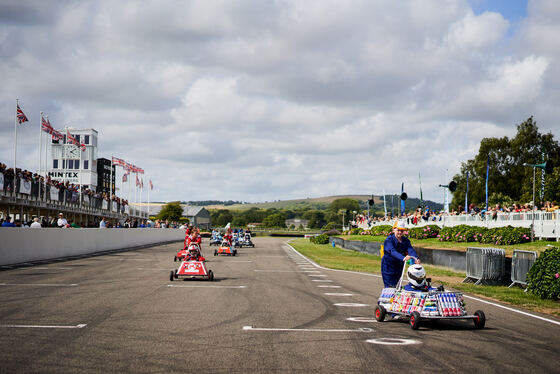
[136,174,140,187]
[140,178,144,189]
[112,157,126,166]
[17,103,29,124]
[52,129,64,141]
[41,114,53,134]
[66,129,86,151]
[149,180,153,190]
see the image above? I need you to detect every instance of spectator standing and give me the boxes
[2,216,15,227]
[57,213,69,228]
[30,218,41,228]
[99,217,107,228]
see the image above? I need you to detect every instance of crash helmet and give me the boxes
[407,264,426,288]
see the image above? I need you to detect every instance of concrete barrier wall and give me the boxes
[0,228,184,266]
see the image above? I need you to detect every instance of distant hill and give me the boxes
[200,195,442,213]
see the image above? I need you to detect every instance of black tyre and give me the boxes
[375,305,386,322]
[473,310,486,329]
[410,311,421,330]
[233,250,237,256]
[169,271,174,282]
[214,250,217,256]
[174,256,177,262]
[208,270,214,281]
[174,270,178,279]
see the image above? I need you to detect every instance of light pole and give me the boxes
[523,160,553,242]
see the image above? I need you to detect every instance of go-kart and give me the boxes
[209,233,222,246]
[374,259,485,330]
[214,240,237,256]
[174,243,201,262]
[241,233,255,248]
[170,246,213,281]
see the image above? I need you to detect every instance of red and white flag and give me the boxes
[66,129,86,151]
[140,178,144,189]
[41,114,53,134]
[17,103,29,124]
[149,180,153,190]
[136,174,140,187]
[122,172,128,183]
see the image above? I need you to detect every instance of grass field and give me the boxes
[289,238,560,317]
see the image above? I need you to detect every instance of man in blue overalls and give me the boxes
[381,220,421,288]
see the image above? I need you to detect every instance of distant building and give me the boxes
[285,218,309,229]
[147,204,211,229]
[48,128,99,189]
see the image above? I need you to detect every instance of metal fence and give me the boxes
[463,247,505,285]
[509,250,538,288]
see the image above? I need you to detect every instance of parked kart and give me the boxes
[170,244,213,281]
[375,259,485,330]
[214,240,237,256]
[242,233,255,248]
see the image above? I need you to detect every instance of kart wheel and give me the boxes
[174,256,177,262]
[169,271,174,282]
[208,270,214,281]
[375,305,386,322]
[174,270,178,279]
[214,250,217,256]
[233,250,237,256]
[410,311,421,330]
[473,310,486,329]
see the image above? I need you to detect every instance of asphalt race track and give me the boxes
[1,237,559,373]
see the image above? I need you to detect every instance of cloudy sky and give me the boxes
[1,0,559,204]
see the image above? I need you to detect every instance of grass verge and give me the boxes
[289,238,560,317]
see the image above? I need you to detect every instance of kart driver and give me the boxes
[183,224,194,250]
[188,229,202,245]
[403,264,435,292]
[381,220,421,288]
[224,227,233,246]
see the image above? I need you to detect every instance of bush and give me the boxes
[310,233,330,245]
[370,225,393,236]
[322,222,339,230]
[436,225,530,245]
[408,225,440,239]
[348,227,363,235]
[527,247,560,299]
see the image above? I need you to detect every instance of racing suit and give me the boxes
[381,234,418,288]
[183,228,192,250]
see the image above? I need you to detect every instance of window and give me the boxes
[75,135,80,143]
[84,160,89,170]
[62,160,65,169]
[75,161,79,169]
[67,160,73,169]
[53,159,58,169]
[84,135,89,145]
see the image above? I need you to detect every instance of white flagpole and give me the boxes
[14,99,19,186]
[109,154,113,213]
[44,116,49,202]
[79,144,83,206]
[38,111,43,200]
[135,172,138,216]
[148,180,150,220]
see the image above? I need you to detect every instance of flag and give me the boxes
[112,157,127,167]
[149,180,153,190]
[136,174,140,187]
[485,156,489,211]
[122,173,128,182]
[41,114,53,134]
[52,129,63,141]
[17,103,29,124]
[140,178,144,189]
[418,173,423,208]
[66,129,86,151]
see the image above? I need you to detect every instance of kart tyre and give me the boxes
[214,250,217,256]
[473,310,486,329]
[233,250,237,256]
[174,270,178,279]
[375,305,386,322]
[169,271,174,282]
[410,311,421,330]
[174,256,177,262]
[208,270,214,281]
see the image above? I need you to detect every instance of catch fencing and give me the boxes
[509,250,538,288]
[463,247,505,285]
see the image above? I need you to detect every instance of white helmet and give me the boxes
[407,264,426,288]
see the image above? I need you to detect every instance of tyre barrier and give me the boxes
[509,250,537,288]
[463,247,505,285]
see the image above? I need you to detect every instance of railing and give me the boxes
[0,172,147,219]
[361,210,560,240]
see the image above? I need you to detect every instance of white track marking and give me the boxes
[284,244,381,278]
[324,293,354,296]
[0,324,87,329]
[0,283,78,287]
[312,280,333,282]
[463,295,560,327]
[302,270,321,273]
[366,338,420,345]
[308,274,327,277]
[243,326,372,332]
[254,270,300,273]
[167,285,247,289]
[334,303,370,307]
[347,317,377,323]
[317,285,341,288]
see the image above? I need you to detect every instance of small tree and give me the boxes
[157,201,184,222]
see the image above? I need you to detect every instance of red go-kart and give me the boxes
[170,244,213,281]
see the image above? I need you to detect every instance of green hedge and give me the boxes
[436,225,530,245]
[369,225,393,236]
[408,225,440,239]
[527,247,560,299]
[310,233,330,245]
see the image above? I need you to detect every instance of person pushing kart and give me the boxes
[381,220,421,288]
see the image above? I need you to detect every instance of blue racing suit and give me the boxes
[381,234,418,288]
